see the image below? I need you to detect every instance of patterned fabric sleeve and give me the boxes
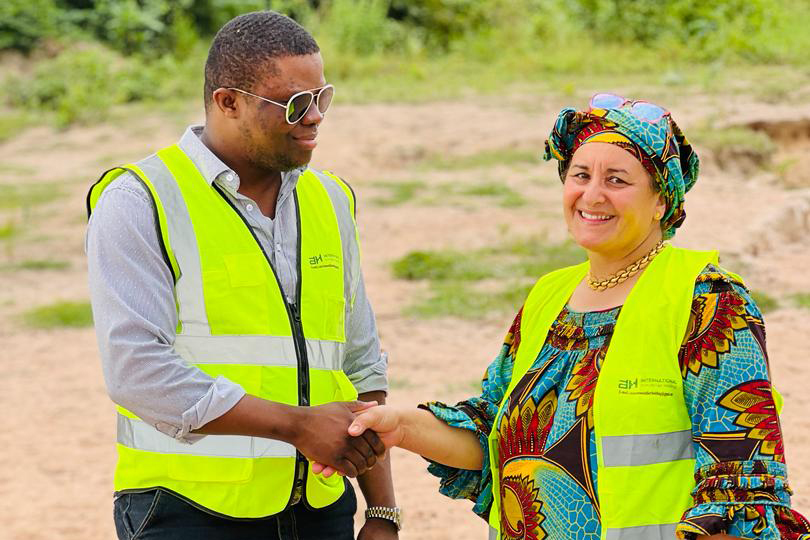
[676,267,810,539]
[420,308,523,519]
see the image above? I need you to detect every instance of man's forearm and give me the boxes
[193,394,302,443]
[357,391,397,507]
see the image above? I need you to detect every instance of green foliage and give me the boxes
[691,126,776,170]
[3,42,202,126]
[395,238,585,318]
[420,148,538,171]
[0,112,35,143]
[388,0,491,50]
[456,182,526,208]
[370,180,425,206]
[0,183,62,210]
[2,259,70,271]
[315,0,408,56]
[22,300,93,328]
[0,0,61,53]
[792,293,810,310]
[392,250,491,281]
[189,0,314,36]
[750,290,779,314]
[2,0,810,127]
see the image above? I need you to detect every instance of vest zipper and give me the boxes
[289,191,311,507]
[212,184,310,509]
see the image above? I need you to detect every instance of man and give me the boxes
[86,11,400,540]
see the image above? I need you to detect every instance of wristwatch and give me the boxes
[365,506,403,531]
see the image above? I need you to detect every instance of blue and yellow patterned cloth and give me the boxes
[543,103,699,239]
[423,265,810,539]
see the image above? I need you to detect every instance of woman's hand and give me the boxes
[312,405,404,478]
[348,405,405,448]
[312,405,484,476]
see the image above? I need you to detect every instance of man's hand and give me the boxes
[292,400,386,477]
[357,517,399,540]
[313,405,403,478]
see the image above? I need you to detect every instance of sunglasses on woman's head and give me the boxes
[589,93,669,123]
[228,84,335,124]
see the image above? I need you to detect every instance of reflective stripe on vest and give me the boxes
[602,429,693,467]
[486,246,719,540]
[89,145,359,518]
[605,524,677,540]
[117,415,296,458]
[173,335,344,368]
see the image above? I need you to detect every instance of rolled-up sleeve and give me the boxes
[342,273,388,394]
[86,175,245,442]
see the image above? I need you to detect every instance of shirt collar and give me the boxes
[178,125,305,200]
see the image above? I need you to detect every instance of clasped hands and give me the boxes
[295,401,397,478]
[307,403,400,478]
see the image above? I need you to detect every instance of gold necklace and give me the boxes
[587,241,666,291]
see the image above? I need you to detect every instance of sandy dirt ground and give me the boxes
[2,91,810,539]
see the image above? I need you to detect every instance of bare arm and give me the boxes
[349,405,484,470]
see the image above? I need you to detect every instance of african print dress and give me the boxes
[424,265,810,539]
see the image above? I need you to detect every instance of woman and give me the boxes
[318,95,810,539]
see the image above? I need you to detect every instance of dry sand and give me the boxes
[1,92,809,539]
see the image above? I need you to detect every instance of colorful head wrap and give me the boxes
[543,103,699,239]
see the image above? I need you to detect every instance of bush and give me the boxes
[2,42,198,126]
[0,0,61,53]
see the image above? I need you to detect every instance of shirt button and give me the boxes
[246,204,254,212]
[275,243,282,252]
[224,173,234,183]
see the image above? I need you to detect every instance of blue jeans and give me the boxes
[113,484,356,540]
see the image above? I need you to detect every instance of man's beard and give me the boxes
[241,126,309,173]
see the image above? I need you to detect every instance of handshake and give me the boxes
[293,401,400,478]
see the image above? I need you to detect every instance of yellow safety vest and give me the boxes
[487,245,717,540]
[88,144,359,518]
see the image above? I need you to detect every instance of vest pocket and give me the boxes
[168,453,254,483]
[322,295,346,342]
[332,370,358,401]
[223,253,267,288]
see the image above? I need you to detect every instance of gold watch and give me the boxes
[364,506,403,531]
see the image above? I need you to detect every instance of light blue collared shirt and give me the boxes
[86,126,387,442]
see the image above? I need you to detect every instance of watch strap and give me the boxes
[365,505,402,531]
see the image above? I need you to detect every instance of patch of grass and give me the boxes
[0,111,35,144]
[0,162,37,176]
[0,219,20,260]
[750,290,779,314]
[395,238,585,318]
[419,147,538,171]
[691,126,777,170]
[392,251,492,282]
[369,180,425,206]
[22,300,93,329]
[457,182,527,208]
[791,293,810,310]
[1,259,70,271]
[0,183,63,210]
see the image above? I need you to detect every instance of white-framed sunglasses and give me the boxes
[228,84,335,124]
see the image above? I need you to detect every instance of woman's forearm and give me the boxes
[398,408,484,470]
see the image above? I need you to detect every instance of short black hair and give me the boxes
[204,11,320,109]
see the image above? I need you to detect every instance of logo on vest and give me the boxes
[308,253,340,270]
[618,377,677,397]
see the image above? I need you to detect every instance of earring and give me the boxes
[654,212,662,220]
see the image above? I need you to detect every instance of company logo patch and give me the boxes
[308,253,341,270]
[618,377,677,397]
